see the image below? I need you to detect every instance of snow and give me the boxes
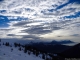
[0,42,43,60]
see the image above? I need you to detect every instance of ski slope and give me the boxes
[0,44,43,60]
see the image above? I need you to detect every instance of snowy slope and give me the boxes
[0,42,43,60]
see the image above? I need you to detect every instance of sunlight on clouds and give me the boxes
[40,29,71,39]
[0,0,69,22]
[0,0,80,42]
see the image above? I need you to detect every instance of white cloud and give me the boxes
[56,3,80,17]
[0,0,80,42]
[0,0,69,21]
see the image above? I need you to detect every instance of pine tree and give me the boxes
[14,42,17,47]
[18,47,21,51]
[46,58,49,60]
[24,46,27,53]
[3,42,4,45]
[5,42,9,46]
[42,54,45,59]
[28,51,30,55]
[35,51,39,56]
[5,42,7,46]
[0,39,1,42]
[18,43,21,47]
[7,42,9,46]
[24,48,27,53]
[33,50,36,55]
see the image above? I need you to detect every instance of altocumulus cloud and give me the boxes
[0,0,80,42]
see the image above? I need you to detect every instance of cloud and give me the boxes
[1,16,80,41]
[10,20,62,35]
[71,34,80,37]
[12,21,30,27]
[0,0,69,18]
[22,26,52,34]
[7,34,15,36]
[22,35,41,40]
[0,0,80,42]
[7,32,42,40]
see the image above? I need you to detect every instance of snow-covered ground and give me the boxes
[0,42,43,60]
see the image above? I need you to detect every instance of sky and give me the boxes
[0,0,80,42]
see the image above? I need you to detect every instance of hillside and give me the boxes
[0,41,44,60]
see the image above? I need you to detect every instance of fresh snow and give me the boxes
[0,43,43,60]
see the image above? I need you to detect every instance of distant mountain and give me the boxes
[1,39,75,46]
[1,39,45,45]
[50,40,74,44]
[26,40,74,53]
[29,43,72,53]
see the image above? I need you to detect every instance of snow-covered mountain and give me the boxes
[0,40,44,60]
[0,46,43,60]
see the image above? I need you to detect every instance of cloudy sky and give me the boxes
[0,0,80,42]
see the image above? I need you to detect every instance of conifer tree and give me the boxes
[19,47,21,51]
[0,39,1,42]
[42,54,45,59]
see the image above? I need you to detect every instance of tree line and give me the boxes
[0,39,64,60]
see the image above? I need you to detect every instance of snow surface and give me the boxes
[0,42,43,60]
